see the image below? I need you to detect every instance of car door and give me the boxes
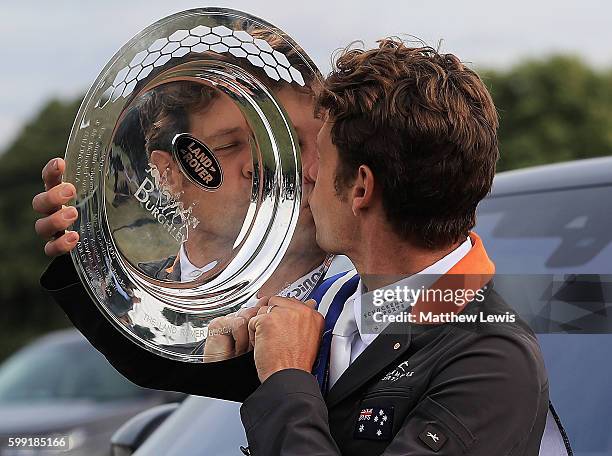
[477,184,612,456]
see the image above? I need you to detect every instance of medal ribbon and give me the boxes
[310,273,360,394]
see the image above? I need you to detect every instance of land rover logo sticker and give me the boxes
[172,133,223,191]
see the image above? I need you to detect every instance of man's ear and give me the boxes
[350,164,376,216]
[150,150,183,192]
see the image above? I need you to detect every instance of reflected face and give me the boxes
[185,91,253,242]
[148,88,253,263]
[147,84,325,268]
[181,87,323,251]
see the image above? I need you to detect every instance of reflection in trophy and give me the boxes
[109,81,254,283]
[64,9,337,362]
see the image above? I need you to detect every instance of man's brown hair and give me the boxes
[316,38,499,249]
[140,81,217,155]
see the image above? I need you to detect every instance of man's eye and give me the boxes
[214,143,239,152]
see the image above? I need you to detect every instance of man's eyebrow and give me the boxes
[204,127,243,142]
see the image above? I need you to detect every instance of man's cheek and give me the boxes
[301,182,313,202]
[308,182,318,207]
[308,195,321,226]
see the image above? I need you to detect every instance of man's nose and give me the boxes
[242,154,253,180]
[302,147,318,184]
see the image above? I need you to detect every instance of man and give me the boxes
[35,38,549,454]
[239,40,549,454]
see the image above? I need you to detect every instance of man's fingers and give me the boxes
[34,162,79,258]
[206,311,255,357]
[236,306,260,318]
[248,314,264,347]
[203,316,235,360]
[230,316,250,354]
[235,306,260,323]
[35,206,78,239]
[42,158,65,191]
[303,299,317,309]
[32,183,76,214]
[44,231,79,257]
[255,304,289,316]
[256,306,270,316]
[207,315,236,339]
[234,307,258,353]
[253,296,271,309]
[267,295,313,309]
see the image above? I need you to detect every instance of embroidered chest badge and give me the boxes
[354,406,394,440]
[381,360,414,382]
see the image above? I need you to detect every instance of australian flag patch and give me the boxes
[354,406,394,440]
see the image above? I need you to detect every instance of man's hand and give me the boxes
[248,296,324,383]
[203,305,260,362]
[32,158,79,256]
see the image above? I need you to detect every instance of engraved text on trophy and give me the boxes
[134,163,200,243]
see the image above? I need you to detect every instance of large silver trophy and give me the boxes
[64,8,326,362]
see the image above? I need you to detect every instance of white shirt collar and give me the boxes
[353,236,473,345]
[179,243,218,282]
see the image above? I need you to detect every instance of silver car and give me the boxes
[0,329,183,456]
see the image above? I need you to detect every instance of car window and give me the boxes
[476,185,612,273]
[0,338,152,403]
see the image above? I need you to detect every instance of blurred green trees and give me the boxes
[0,99,81,361]
[482,56,612,171]
[0,55,611,361]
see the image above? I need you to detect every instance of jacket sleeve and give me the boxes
[239,333,548,455]
[240,369,342,456]
[40,254,260,402]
